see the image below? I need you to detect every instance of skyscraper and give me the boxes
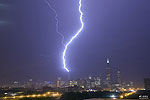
[26,79,33,89]
[56,77,61,88]
[105,58,112,90]
[117,70,121,85]
[106,59,111,82]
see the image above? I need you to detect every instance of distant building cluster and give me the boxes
[0,59,137,93]
[55,59,135,92]
[0,59,148,93]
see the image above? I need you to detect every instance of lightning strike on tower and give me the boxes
[63,0,84,72]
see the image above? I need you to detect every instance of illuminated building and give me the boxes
[117,70,121,86]
[105,59,112,89]
[56,77,61,88]
[95,76,101,88]
[13,81,19,88]
[77,78,86,89]
[43,81,49,87]
[69,80,78,87]
[86,77,92,89]
[25,79,33,89]
[35,81,42,89]
[122,81,134,90]
[106,59,111,82]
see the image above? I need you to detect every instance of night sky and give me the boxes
[0,0,149,87]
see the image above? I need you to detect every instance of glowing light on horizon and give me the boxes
[63,0,84,72]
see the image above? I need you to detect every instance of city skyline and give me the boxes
[0,0,149,88]
[0,58,146,88]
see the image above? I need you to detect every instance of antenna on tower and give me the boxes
[107,58,110,64]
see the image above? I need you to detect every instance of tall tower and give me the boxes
[117,70,121,85]
[106,59,111,82]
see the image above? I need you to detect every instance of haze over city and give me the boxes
[0,0,150,88]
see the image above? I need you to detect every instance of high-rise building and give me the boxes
[26,79,33,88]
[117,70,121,85]
[106,59,111,82]
[13,81,19,88]
[56,77,61,88]
[105,58,112,90]
[77,78,86,89]
[144,78,150,90]
[95,76,101,87]
[85,77,92,89]
[69,80,78,87]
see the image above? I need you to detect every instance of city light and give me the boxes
[111,95,116,98]
[1,92,62,99]
[120,95,124,99]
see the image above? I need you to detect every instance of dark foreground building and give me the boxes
[144,78,150,90]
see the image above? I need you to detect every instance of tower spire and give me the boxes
[107,58,110,64]
[106,58,111,82]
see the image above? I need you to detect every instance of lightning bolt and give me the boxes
[45,0,84,72]
[63,0,84,72]
[44,0,65,46]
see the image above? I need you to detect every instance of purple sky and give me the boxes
[0,0,149,87]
